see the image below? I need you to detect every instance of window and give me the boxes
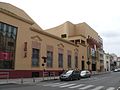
[68,55,71,68]
[58,53,63,68]
[61,34,67,38]
[47,51,53,68]
[81,40,85,45]
[0,22,17,69]
[75,39,80,45]
[32,48,39,67]
[75,56,78,68]
[100,54,103,58]
[100,60,104,63]
[82,61,85,70]
[106,56,108,59]
[70,40,74,43]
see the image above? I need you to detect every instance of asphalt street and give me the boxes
[0,72,120,90]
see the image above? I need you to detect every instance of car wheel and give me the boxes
[70,77,73,81]
[78,77,80,80]
[60,79,63,81]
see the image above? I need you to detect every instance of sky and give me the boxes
[1,0,120,56]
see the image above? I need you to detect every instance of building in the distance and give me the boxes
[104,53,111,71]
[117,57,120,68]
[110,54,118,71]
[0,2,103,78]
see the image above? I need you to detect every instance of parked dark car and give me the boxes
[59,70,80,81]
[80,70,91,78]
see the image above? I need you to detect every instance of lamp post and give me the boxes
[42,56,47,80]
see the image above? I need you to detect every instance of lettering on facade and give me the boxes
[24,42,27,58]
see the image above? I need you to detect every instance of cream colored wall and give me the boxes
[64,21,75,37]
[1,12,87,71]
[46,21,76,39]
[45,21,103,71]
[76,23,99,41]
[75,23,86,37]
[1,12,82,71]
[0,12,32,70]
[45,24,65,38]
[78,45,88,70]
[29,30,80,70]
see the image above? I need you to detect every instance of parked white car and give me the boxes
[114,68,120,72]
[80,70,91,78]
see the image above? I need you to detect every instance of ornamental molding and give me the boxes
[57,43,64,48]
[31,35,42,41]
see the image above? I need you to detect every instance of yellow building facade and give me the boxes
[46,21,104,72]
[0,2,103,78]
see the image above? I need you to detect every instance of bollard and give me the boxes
[33,77,35,83]
[54,72,55,80]
[21,78,23,84]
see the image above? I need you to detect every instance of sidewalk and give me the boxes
[0,71,111,85]
[0,76,59,85]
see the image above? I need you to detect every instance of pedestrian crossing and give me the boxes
[41,82,115,90]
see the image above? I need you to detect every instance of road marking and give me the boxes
[79,85,94,89]
[69,84,85,88]
[91,86,104,90]
[106,87,115,90]
[59,84,75,88]
[43,83,60,86]
[51,83,68,87]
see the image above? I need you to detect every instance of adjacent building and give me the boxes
[117,57,120,68]
[0,2,103,78]
[110,54,118,70]
[104,53,111,71]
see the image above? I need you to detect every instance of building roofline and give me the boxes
[0,8,34,25]
[30,27,79,47]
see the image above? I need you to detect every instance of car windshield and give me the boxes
[65,70,73,75]
[81,71,86,74]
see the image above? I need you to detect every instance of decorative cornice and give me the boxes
[31,35,42,41]
[74,48,79,52]
[57,43,64,48]
[0,8,34,25]
[30,27,78,47]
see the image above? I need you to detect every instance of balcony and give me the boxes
[87,36,102,48]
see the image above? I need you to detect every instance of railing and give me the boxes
[0,72,9,79]
[42,71,57,80]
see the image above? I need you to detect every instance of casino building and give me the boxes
[0,2,104,78]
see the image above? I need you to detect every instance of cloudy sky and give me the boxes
[1,0,120,56]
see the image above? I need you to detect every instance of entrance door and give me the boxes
[92,64,96,71]
[81,61,84,70]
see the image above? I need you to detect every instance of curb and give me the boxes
[0,72,111,85]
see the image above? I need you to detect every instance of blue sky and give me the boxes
[1,0,120,56]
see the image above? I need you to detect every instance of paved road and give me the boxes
[0,72,120,90]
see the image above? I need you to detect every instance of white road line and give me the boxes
[106,87,115,90]
[91,86,104,90]
[51,83,68,87]
[59,84,75,88]
[79,85,94,90]
[43,83,60,86]
[69,84,85,88]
